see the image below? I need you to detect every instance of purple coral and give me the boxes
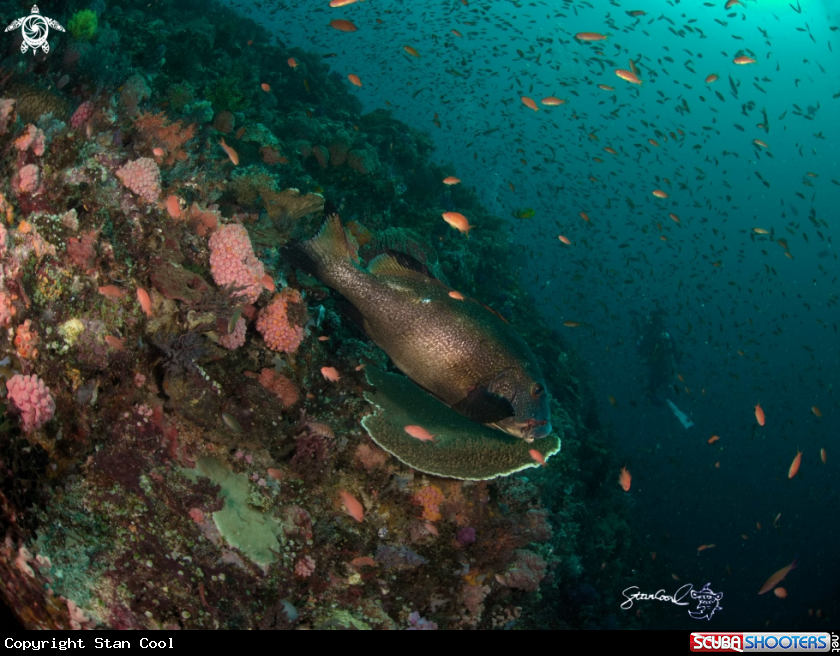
[407,612,438,631]
[456,527,476,546]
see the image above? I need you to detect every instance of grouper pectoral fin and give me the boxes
[452,386,516,424]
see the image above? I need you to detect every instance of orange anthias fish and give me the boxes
[755,403,766,426]
[615,69,642,85]
[558,235,571,245]
[652,189,669,198]
[218,137,239,165]
[442,212,474,237]
[99,285,127,299]
[403,45,420,58]
[811,406,822,418]
[575,32,607,41]
[448,290,465,300]
[339,489,364,522]
[529,449,547,467]
[705,73,719,84]
[758,557,796,594]
[708,435,720,444]
[404,425,436,442]
[287,57,298,69]
[350,556,377,567]
[619,466,632,491]
[774,587,788,599]
[321,366,341,382]
[442,176,461,185]
[329,0,360,7]
[788,450,802,479]
[733,56,756,65]
[329,19,357,32]
[136,287,153,317]
[541,96,565,106]
[260,83,271,92]
[348,74,362,87]
[521,96,539,111]
[563,321,580,327]
[820,448,827,464]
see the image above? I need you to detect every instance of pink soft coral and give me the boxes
[208,224,265,304]
[256,288,306,353]
[219,316,246,350]
[6,373,55,433]
[115,157,161,203]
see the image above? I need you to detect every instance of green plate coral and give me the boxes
[361,367,560,481]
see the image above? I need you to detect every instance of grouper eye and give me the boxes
[531,384,544,399]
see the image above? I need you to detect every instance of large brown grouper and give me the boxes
[283,212,552,442]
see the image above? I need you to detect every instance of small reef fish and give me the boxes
[520,96,539,111]
[136,287,153,317]
[260,83,271,92]
[758,558,797,594]
[442,176,461,185]
[403,45,420,58]
[619,466,632,491]
[442,211,474,237]
[541,97,565,106]
[652,189,669,198]
[820,448,827,464]
[615,69,642,85]
[339,489,364,522]
[218,137,239,165]
[558,236,572,245]
[404,425,436,442]
[320,366,341,382]
[755,403,766,426]
[774,588,788,599]
[329,19,357,32]
[575,32,607,41]
[348,74,362,87]
[528,449,546,467]
[329,0,360,7]
[448,290,465,300]
[104,335,124,350]
[99,285,127,299]
[350,557,376,567]
[708,435,720,444]
[788,450,802,479]
[512,207,535,219]
[733,56,756,65]
[287,57,298,69]
[283,212,552,441]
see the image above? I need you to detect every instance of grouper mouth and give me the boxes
[500,418,551,443]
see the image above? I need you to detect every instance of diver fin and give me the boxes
[281,212,352,279]
[366,249,436,279]
[452,386,516,424]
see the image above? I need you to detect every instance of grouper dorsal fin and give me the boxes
[452,385,516,424]
[367,250,436,280]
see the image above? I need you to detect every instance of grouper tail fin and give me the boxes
[281,210,354,282]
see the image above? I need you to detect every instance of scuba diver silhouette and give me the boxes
[636,309,678,405]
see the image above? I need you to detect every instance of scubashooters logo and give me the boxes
[5,6,65,55]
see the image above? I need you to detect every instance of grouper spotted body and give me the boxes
[283,212,552,442]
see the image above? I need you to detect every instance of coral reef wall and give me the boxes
[0,0,635,630]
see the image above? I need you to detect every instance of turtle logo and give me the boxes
[5,5,65,55]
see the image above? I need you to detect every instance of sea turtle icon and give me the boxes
[5,5,65,55]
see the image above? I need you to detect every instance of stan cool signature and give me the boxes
[621,582,723,620]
